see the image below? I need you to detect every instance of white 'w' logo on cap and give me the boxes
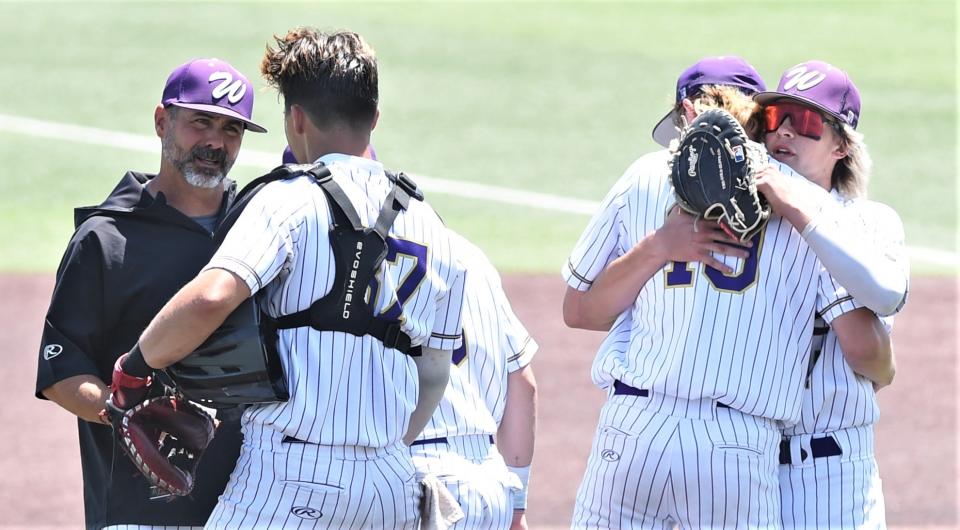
[783,66,826,91]
[208,71,247,104]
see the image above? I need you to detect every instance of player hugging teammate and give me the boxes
[759,60,908,528]
[564,56,907,528]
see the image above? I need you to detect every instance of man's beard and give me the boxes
[162,134,234,189]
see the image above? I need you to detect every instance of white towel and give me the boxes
[419,474,464,530]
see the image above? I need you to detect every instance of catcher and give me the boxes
[34,58,265,528]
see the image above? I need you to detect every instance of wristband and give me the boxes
[507,465,531,511]
[121,343,154,377]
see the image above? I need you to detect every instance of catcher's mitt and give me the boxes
[105,395,215,498]
[669,108,770,241]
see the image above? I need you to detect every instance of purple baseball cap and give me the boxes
[162,58,267,133]
[652,55,766,147]
[755,60,861,129]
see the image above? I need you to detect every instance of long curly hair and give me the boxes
[832,123,872,198]
[671,85,762,141]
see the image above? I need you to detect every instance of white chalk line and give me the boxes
[1,113,956,269]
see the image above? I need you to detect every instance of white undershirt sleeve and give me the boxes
[801,201,909,317]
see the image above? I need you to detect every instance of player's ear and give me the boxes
[370,109,380,132]
[154,105,167,138]
[285,106,311,163]
[828,130,848,160]
[290,105,307,135]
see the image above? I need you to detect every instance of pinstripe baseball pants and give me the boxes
[779,425,885,528]
[573,389,782,529]
[410,434,519,530]
[204,423,420,529]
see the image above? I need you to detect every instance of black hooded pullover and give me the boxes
[35,171,242,529]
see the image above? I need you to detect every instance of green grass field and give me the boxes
[0,1,955,273]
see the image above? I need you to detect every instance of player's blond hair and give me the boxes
[261,27,378,132]
[671,85,763,141]
[832,123,871,198]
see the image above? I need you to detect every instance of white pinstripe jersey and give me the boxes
[785,197,908,435]
[416,231,538,440]
[563,147,858,423]
[205,154,466,447]
[590,311,631,390]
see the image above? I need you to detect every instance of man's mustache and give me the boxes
[190,145,227,167]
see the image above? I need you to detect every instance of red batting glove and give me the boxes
[108,352,153,410]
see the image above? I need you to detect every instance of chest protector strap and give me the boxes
[270,167,424,356]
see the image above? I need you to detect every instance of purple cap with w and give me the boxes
[162,58,267,133]
[652,56,766,146]
[755,60,861,129]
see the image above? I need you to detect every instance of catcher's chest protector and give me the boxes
[269,168,424,356]
[169,164,424,407]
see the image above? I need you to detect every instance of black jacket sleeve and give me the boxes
[35,225,106,398]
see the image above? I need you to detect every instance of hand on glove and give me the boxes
[101,347,216,498]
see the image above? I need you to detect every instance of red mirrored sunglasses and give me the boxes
[764,103,833,140]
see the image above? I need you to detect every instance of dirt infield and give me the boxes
[2,273,955,528]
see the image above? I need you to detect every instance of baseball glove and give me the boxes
[105,394,215,497]
[669,108,770,242]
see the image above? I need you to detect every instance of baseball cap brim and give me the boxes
[651,109,682,147]
[168,102,268,133]
[754,92,844,125]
